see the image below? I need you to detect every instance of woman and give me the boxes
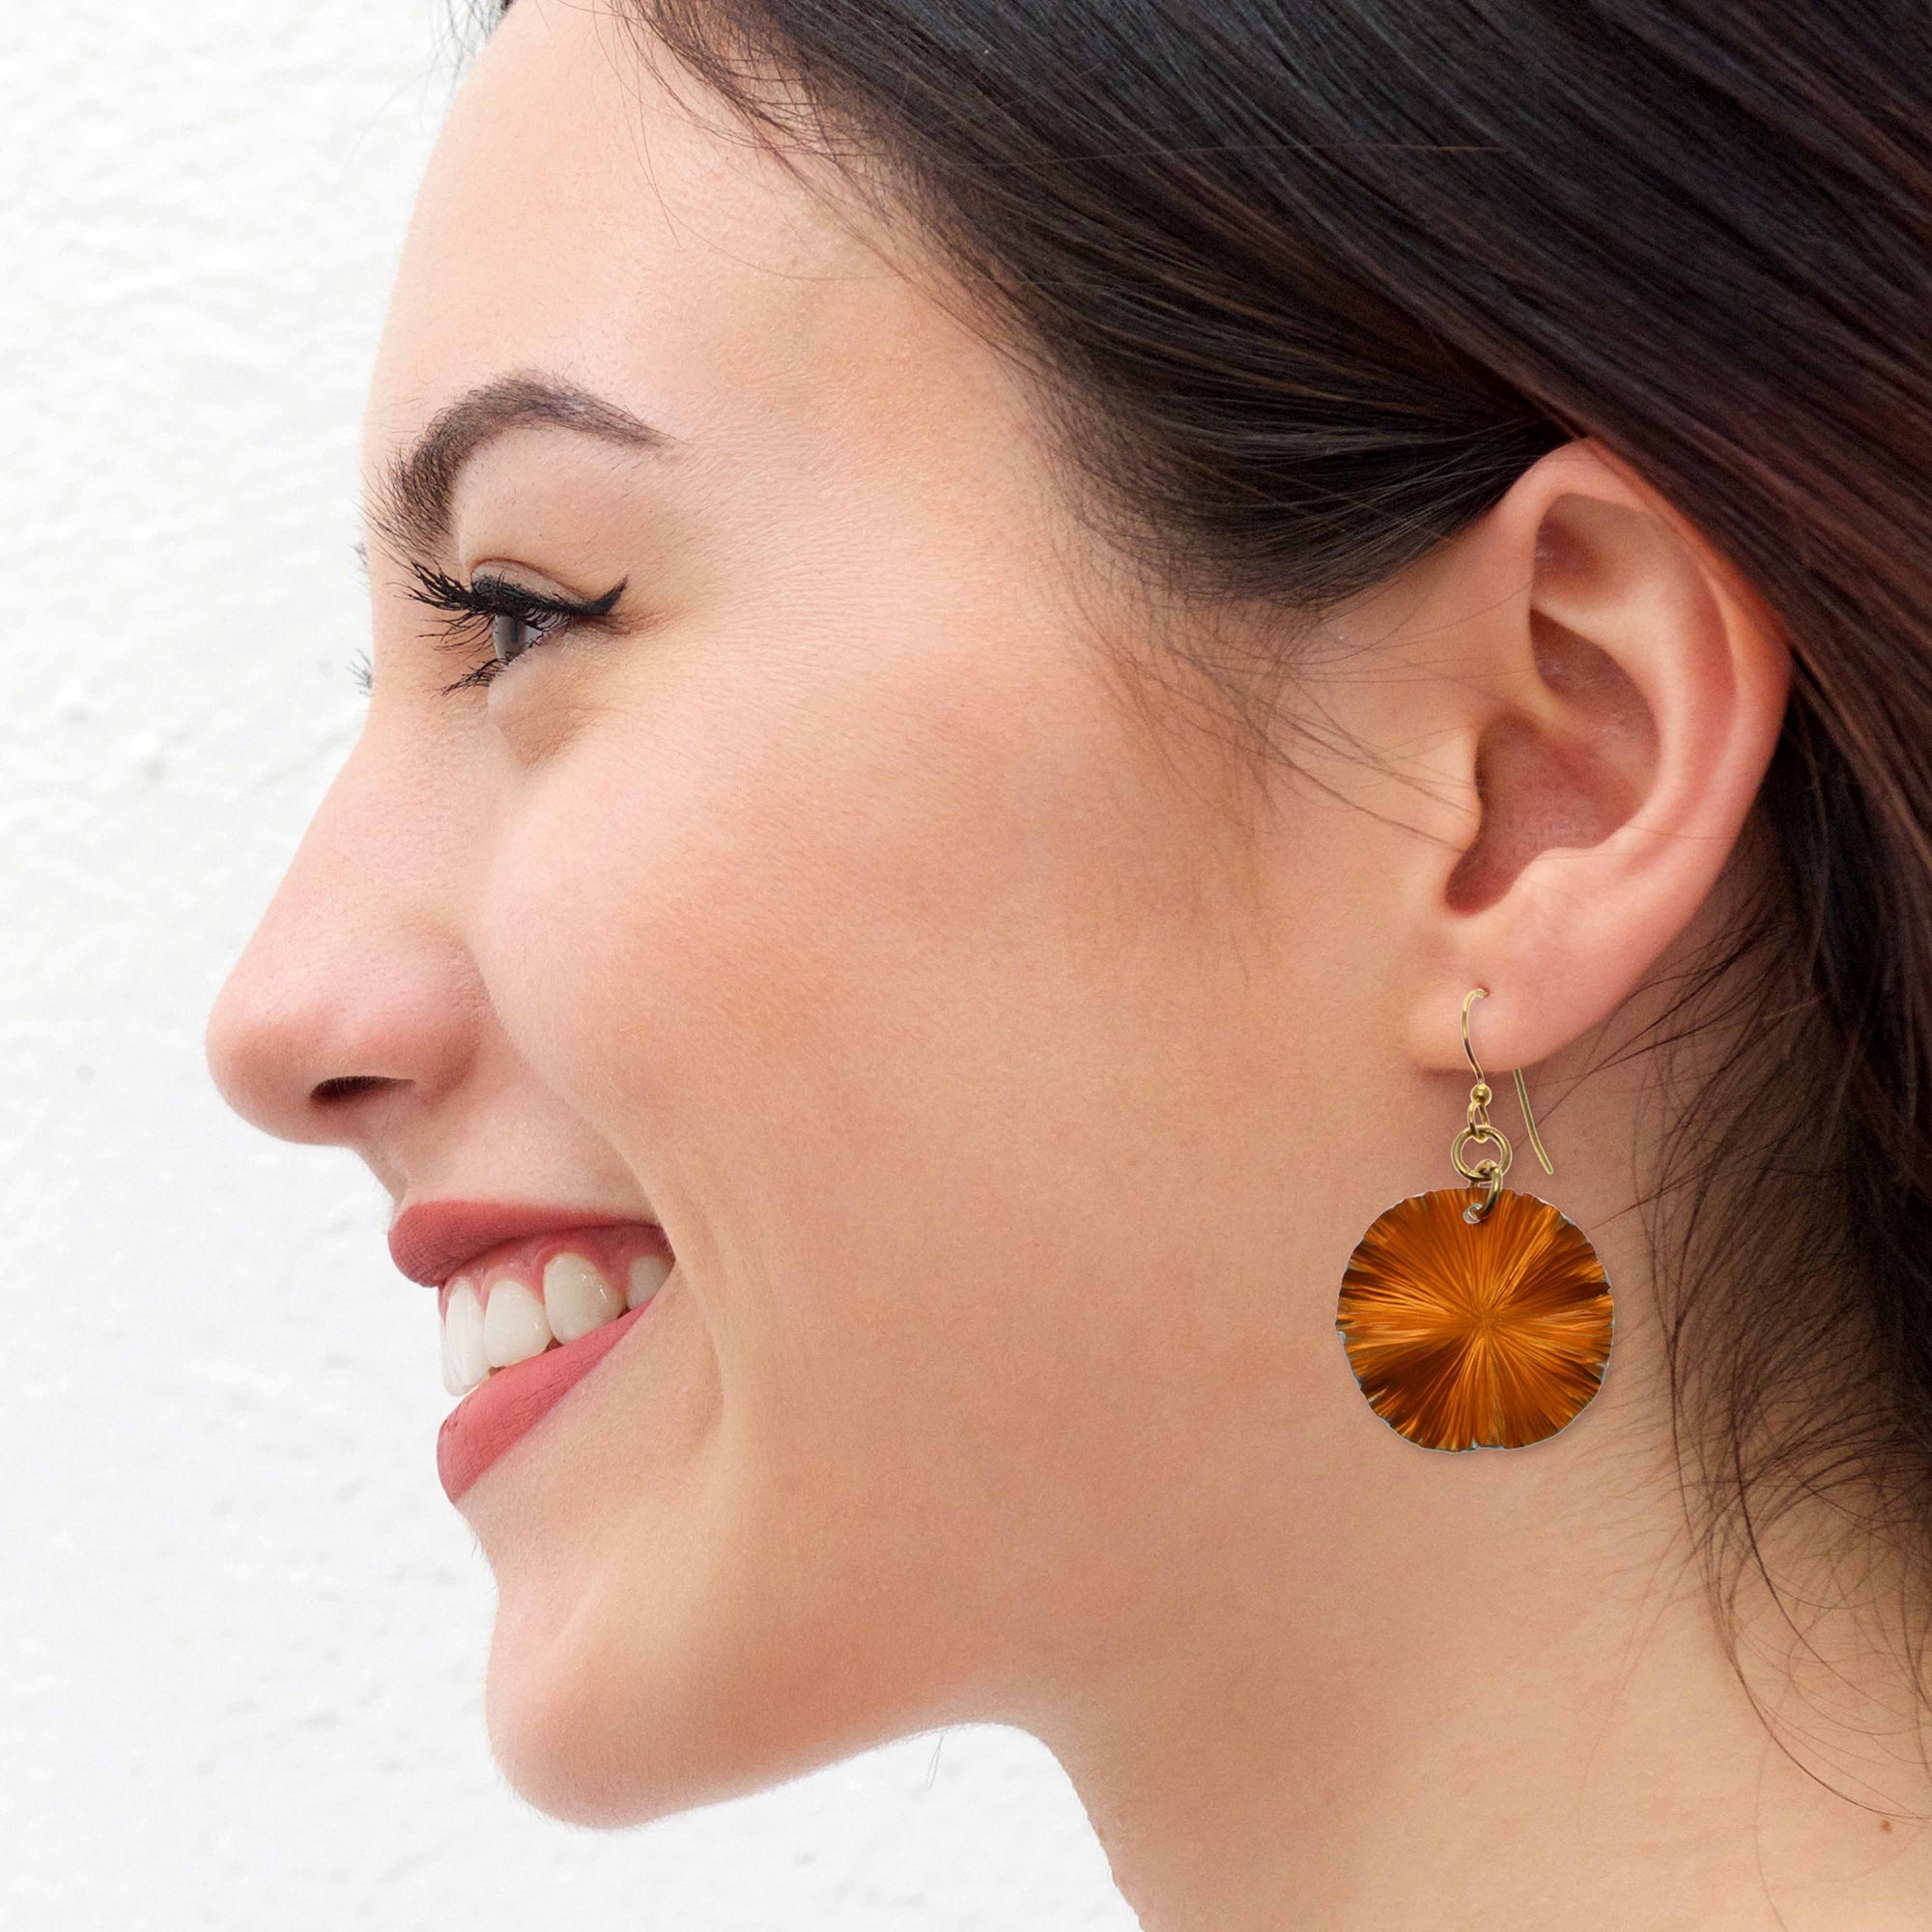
[205,0,1932,1922]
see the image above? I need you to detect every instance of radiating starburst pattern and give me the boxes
[1336,1188,1613,1451]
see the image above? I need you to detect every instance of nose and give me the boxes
[206,728,480,1158]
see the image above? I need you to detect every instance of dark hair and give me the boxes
[527,0,1932,1743]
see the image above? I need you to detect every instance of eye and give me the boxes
[489,606,565,669]
[402,562,628,695]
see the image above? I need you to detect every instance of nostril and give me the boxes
[311,1074,394,1107]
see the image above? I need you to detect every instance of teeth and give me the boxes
[628,1252,672,1310]
[543,1251,625,1343]
[444,1277,489,1393]
[482,1278,553,1369]
[441,1248,667,1394]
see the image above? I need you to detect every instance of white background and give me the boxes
[1,4,1137,1925]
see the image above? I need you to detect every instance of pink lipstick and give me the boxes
[436,1300,652,1502]
[389,1200,670,1503]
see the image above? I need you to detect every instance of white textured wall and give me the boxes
[1,6,1136,1925]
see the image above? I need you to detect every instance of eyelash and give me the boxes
[403,560,627,695]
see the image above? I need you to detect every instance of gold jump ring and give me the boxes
[1451,1122,1513,1182]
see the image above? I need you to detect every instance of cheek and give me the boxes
[479,617,1146,1221]
[481,668,960,1170]
[477,631,1168,1432]
[477,659,965,1318]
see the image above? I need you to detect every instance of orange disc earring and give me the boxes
[1335,987,1613,1451]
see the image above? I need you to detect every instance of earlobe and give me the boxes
[1405,440,1790,1071]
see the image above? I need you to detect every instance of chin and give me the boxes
[477,1559,898,1831]
[480,1599,754,1828]
[462,1359,969,1826]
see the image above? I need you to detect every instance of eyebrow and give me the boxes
[364,372,680,563]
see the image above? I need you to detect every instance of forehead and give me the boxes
[363,0,980,498]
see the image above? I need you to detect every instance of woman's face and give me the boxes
[208,0,1418,1823]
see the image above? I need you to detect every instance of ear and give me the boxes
[1393,439,1790,1074]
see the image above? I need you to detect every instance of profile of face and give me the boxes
[207,1,1787,1833]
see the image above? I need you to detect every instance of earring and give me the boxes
[1335,987,1613,1451]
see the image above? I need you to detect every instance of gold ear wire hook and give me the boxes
[1462,987,1554,1176]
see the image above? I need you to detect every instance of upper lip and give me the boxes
[387,1198,659,1287]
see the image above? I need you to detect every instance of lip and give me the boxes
[389,1198,653,1288]
[437,1298,656,1503]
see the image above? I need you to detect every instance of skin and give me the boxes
[206,4,1932,1924]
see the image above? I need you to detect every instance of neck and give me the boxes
[1030,1245,1932,1930]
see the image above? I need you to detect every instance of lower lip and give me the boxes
[437,1302,651,1504]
